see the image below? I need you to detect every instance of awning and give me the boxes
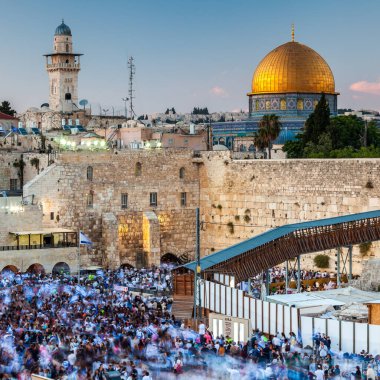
[10,228,75,236]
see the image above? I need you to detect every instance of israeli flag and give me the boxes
[79,231,92,245]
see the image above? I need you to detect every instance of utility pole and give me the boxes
[193,207,202,320]
[128,57,136,119]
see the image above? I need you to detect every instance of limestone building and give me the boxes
[44,20,82,113]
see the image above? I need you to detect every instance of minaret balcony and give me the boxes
[46,62,80,70]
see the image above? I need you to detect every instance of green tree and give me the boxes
[30,157,40,174]
[302,93,330,145]
[171,107,176,114]
[283,137,305,158]
[257,114,282,159]
[0,101,16,116]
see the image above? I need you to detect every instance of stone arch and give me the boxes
[52,262,70,275]
[2,265,18,274]
[218,137,226,145]
[26,263,45,275]
[161,252,181,264]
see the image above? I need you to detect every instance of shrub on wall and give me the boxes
[227,222,234,234]
[313,254,330,268]
[359,242,372,257]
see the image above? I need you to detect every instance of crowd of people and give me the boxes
[245,267,340,298]
[0,266,376,379]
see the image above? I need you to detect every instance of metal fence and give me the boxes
[199,280,380,355]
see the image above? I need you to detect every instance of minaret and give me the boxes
[44,20,83,113]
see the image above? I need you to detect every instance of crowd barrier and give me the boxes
[199,280,380,355]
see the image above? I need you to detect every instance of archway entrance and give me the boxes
[52,262,70,275]
[120,263,134,270]
[161,253,181,265]
[26,263,45,275]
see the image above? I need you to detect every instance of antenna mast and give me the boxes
[128,57,136,118]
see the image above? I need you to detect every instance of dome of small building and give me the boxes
[55,20,72,36]
[250,41,335,95]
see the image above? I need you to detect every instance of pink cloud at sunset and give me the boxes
[350,80,380,95]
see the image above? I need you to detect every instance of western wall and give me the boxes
[199,152,380,274]
[2,149,378,275]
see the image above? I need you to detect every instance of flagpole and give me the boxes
[77,229,80,285]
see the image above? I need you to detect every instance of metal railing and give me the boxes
[46,63,80,70]
[0,242,76,251]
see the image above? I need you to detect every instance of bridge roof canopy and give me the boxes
[184,210,380,273]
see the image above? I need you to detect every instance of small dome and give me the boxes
[250,41,336,95]
[55,20,72,36]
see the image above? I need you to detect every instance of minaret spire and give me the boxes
[291,23,295,42]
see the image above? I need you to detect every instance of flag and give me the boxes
[79,231,92,245]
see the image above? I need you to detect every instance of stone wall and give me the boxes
[24,150,200,268]
[199,152,380,274]
[0,152,49,191]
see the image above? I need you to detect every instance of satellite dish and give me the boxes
[79,99,88,109]
[40,103,49,108]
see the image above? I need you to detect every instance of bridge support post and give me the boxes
[348,245,353,281]
[285,260,289,294]
[336,248,341,288]
[265,269,270,297]
[297,256,301,293]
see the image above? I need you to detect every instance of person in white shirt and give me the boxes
[198,320,206,344]
[314,364,324,380]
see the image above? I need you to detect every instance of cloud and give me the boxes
[350,80,380,95]
[209,86,228,98]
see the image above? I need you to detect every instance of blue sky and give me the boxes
[1,0,380,115]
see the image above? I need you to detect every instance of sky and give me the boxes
[1,0,380,116]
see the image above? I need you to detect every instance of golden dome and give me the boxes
[250,41,336,95]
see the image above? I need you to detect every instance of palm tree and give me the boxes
[257,114,282,159]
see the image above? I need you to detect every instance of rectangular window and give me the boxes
[50,212,54,221]
[10,179,17,191]
[121,193,128,209]
[180,192,187,207]
[150,192,157,207]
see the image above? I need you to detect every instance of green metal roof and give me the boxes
[184,210,380,272]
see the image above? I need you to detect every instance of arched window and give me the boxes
[135,162,142,176]
[248,144,256,152]
[297,99,304,110]
[66,44,69,53]
[240,144,247,152]
[265,100,271,110]
[179,167,185,179]
[87,191,94,208]
[219,137,226,146]
[87,166,93,181]
[280,99,287,110]
[255,100,259,110]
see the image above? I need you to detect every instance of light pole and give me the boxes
[122,97,129,119]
